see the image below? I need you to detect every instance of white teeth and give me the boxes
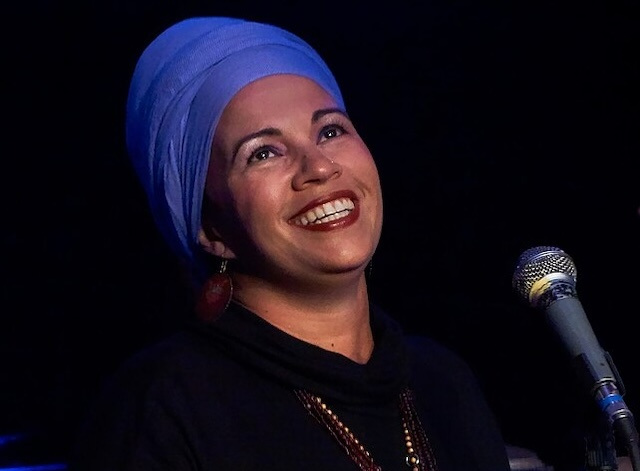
[322,202,336,215]
[305,210,317,222]
[294,198,355,226]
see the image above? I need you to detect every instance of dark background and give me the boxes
[3,1,638,469]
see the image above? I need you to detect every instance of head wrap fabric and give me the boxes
[125,17,345,272]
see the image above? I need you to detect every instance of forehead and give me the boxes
[223,74,337,122]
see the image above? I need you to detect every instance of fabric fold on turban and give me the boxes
[125,17,345,274]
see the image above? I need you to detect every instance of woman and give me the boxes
[68,16,512,471]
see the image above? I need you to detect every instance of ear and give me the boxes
[197,227,237,259]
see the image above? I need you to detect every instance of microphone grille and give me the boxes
[512,246,577,303]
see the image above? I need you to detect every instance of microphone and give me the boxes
[512,246,638,448]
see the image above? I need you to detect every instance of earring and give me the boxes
[195,258,233,322]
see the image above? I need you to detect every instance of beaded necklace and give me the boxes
[295,388,438,471]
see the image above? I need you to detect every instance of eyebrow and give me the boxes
[231,107,350,160]
[312,107,349,123]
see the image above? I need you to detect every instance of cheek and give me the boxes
[346,139,376,167]
[230,177,284,230]
[351,144,381,188]
[352,146,383,219]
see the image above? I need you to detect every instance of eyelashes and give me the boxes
[247,146,280,164]
[318,123,347,143]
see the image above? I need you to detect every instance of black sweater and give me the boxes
[68,302,512,471]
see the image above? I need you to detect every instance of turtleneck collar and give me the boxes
[188,301,410,405]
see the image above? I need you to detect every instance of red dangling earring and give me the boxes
[195,258,233,322]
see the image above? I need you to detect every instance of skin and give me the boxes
[198,74,383,363]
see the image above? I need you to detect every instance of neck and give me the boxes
[231,273,374,364]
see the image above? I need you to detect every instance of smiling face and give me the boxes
[200,74,383,287]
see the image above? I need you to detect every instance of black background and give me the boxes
[3,0,638,469]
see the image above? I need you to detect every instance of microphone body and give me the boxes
[512,246,637,443]
[545,296,630,425]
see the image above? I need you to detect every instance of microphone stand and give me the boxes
[615,415,640,471]
[581,395,640,471]
[584,415,620,470]
[581,354,640,471]
[602,357,640,471]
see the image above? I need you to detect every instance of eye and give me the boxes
[318,124,346,143]
[247,146,278,164]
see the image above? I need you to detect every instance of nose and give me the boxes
[291,148,341,190]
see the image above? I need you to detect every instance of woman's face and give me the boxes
[203,74,383,283]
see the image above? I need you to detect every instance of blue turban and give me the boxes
[125,17,345,270]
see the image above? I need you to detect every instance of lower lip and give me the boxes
[294,204,360,232]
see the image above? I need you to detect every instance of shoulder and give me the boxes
[402,336,512,470]
[92,326,227,405]
[404,333,485,394]
[370,303,474,377]
[114,330,203,375]
[68,328,222,470]
[370,304,481,390]
[404,334,472,373]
